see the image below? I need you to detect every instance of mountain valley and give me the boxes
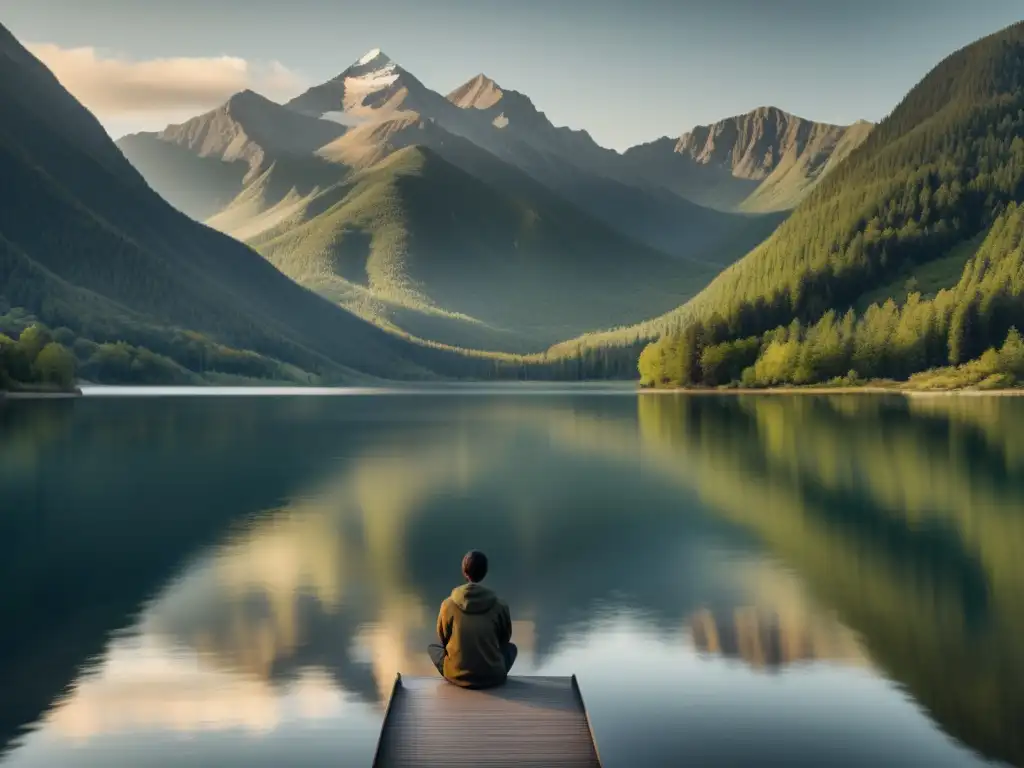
[117,48,868,356]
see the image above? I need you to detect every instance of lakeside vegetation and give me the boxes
[0,319,76,392]
[0,307,329,390]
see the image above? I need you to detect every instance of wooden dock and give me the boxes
[372,674,602,768]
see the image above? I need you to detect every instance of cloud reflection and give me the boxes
[44,635,344,740]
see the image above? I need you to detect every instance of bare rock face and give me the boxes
[157,89,346,169]
[622,107,873,211]
[675,105,868,181]
[447,73,506,111]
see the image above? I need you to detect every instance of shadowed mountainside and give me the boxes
[0,23,469,383]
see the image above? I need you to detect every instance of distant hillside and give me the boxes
[0,22,454,385]
[321,100,758,265]
[634,21,1024,388]
[164,89,345,162]
[115,133,249,223]
[446,73,618,171]
[117,51,773,354]
[118,90,345,220]
[441,72,768,261]
[219,144,720,352]
[738,116,874,212]
[621,107,874,212]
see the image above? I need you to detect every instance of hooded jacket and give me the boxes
[436,582,512,688]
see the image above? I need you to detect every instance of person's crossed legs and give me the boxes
[427,643,518,677]
[427,643,446,675]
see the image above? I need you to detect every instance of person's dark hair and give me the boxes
[462,550,488,583]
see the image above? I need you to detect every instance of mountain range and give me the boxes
[5,18,1021,387]
[117,48,864,354]
[125,81,711,352]
[622,108,875,212]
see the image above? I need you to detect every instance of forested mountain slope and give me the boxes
[685,20,1024,334]
[563,21,1024,385]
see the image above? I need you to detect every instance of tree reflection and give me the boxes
[637,394,1024,766]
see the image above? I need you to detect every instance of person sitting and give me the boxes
[428,550,517,688]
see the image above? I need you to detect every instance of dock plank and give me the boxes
[373,675,601,767]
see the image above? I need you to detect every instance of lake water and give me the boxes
[1,390,1021,767]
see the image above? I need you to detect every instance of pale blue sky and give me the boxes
[5,0,1022,149]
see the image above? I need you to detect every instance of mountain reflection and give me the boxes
[688,606,864,671]
[55,403,730,713]
[2,393,1022,766]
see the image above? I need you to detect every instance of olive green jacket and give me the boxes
[436,582,512,688]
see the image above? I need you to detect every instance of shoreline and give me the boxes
[3,383,1022,399]
[0,388,83,400]
[639,385,1024,397]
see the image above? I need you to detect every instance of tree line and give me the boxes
[639,201,1024,389]
[0,308,326,389]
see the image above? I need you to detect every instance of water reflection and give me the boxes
[688,608,865,671]
[46,636,347,738]
[637,394,1024,766]
[1,393,1021,767]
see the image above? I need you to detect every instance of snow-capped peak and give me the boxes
[345,52,399,95]
[287,47,416,121]
[357,48,383,66]
[307,47,405,124]
[345,48,398,86]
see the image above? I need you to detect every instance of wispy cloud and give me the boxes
[25,43,305,119]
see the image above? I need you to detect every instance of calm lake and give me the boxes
[1,389,1021,767]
